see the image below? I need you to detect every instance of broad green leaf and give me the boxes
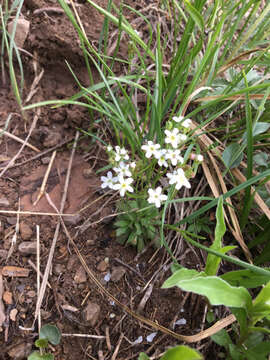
[162,269,252,311]
[35,338,48,348]
[161,345,202,360]
[221,269,270,288]
[205,197,226,275]
[39,324,61,346]
[244,341,270,360]
[138,353,150,360]
[252,281,270,320]
[28,352,54,360]
[253,153,268,167]
[211,329,232,347]
[183,0,204,32]
[222,143,243,169]
[243,122,270,142]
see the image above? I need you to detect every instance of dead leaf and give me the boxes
[3,291,13,305]
[2,266,30,277]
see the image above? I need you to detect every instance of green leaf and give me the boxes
[253,153,269,168]
[138,353,150,360]
[205,197,226,275]
[252,281,270,320]
[28,352,54,360]
[243,122,270,142]
[221,269,270,288]
[35,338,48,348]
[222,143,243,169]
[160,345,202,360]
[39,324,61,346]
[211,329,232,347]
[183,0,204,32]
[162,268,252,311]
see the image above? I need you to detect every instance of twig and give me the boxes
[62,333,105,339]
[0,137,74,170]
[0,110,40,178]
[111,333,124,360]
[33,131,79,326]
[105,326,112,351]
[33,150,56,206]
[114,258,145,281]
[0,127,40,153]
[36,225,41,332]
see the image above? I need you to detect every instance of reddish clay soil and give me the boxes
[0,1,212,359]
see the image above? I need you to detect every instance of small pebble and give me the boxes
[97,260,108,272]
[175,318,187,326]
[111,266,126,282]
[146,332,157,343]
[18,241,36,255]
[19,222,33,240]
[83,302,101,327]
[133,336,143,344]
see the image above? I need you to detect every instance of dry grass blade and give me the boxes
[33,131,79,326]
[0,109,40,178]
[0,127,40,152]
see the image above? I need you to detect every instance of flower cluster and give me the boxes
[101,146,136,197]
[101,116,203,208]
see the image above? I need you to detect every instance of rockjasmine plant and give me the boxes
[100,116,203,250]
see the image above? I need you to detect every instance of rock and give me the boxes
[43,131,62,148]
[19,222,33,240]
[0,197,9,206]
[83,302,100,326]
[83,168,93,178]
[18,241,36,255]
[10,308,18,321]
[27,290,36,298]
[41,157,51,165]
[6,217,17,225]
[8,18,30,49]
[74,266,87,284]
[3,291,13,305]
[54,263,65,275]
[63,213,82,225]
[97,260,108,272]
[7,342,32,359]
[111,266,126,283]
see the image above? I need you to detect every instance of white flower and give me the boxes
[115,146,129,161]
[130,161,136,169]
[147,187,168,208]
[101,171,117,189]
[166,149,184,166]
[113,161,132,177]
[167,168,191,190]
[113,176,134,197]
[179,134,187,142]
[164,128,181,149]
[182,118,192,128]
[172,115,184,123]
[141,141,161,158]
[197,154,204,162]
[155,149,168,167]
[107,145,113,152]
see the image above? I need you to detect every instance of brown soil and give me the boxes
[0,1,210,359]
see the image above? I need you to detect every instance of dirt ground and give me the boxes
[0,1,214,359]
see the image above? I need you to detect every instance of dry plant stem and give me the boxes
[137,284,153,313]
[33,150,56,206]
[27,260,52,289]
[62,333,105,339]
[36,225,41,333]
[0,137,74,170]
[105,326,112,351]
[33,131,79,325]
[0,210,75,216]
[0,127,40,153]
[98,350,104,360]
[0,110,40,178]
[60,217,236,343]
[0,273,5,328]
[111,333,124,360]
[6,199,20,262]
